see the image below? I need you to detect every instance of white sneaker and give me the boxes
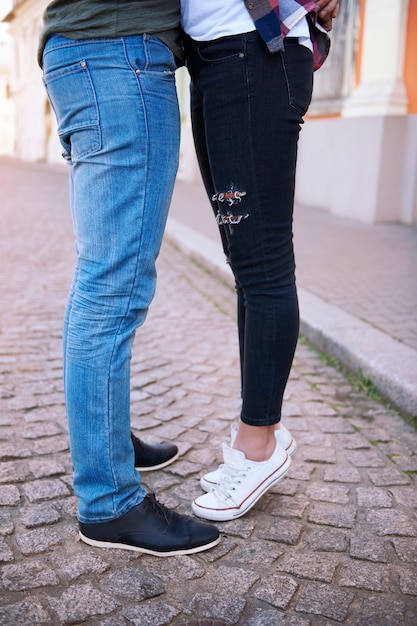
[200,423,296,492]
[191,441,291,522]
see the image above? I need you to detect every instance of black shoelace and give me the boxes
[144,492,170,525]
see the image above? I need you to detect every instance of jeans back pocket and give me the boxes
[43,59,101,161]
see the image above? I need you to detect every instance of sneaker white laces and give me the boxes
[213,464,251,505]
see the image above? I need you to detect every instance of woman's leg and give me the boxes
[189,34,313,460]
[188,34,313,520]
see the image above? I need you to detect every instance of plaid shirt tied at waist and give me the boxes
[244,0,331,70]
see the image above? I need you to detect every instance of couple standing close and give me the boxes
[38,0,338,556]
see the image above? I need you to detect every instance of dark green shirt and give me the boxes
[38,0,182,67]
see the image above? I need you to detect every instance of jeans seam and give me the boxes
[106,42,150,503]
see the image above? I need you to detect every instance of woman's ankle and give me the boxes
[232,423,276,462]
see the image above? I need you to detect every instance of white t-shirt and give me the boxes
[181,0,312,50]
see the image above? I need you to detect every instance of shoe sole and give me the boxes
[200,440,296,492]
[193,455,292,522]
[135,449,180,472]
[79,530,220,557]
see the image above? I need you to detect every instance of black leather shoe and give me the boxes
[131,432,179,471]
[79,493,221,556]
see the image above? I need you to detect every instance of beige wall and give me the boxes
[3,0,61,163]
[296,114,417,224]
[0,26,14,154]
[295,0,416,223]
[3,0,417,223]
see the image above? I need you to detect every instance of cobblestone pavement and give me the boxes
[0,158,417,625]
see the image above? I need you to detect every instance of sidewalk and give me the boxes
[0,158,416,626]
[167,180,417,419]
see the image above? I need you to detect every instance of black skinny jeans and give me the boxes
[185,32,314,425]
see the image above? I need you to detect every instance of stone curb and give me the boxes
[165,216,417,420]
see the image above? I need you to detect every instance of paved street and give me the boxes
[0,158,416,625]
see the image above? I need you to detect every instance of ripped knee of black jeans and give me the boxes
[212,184,249,234]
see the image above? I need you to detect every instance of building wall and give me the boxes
[4,0,62,164]
[0,25,14,154]
[296,0,417,224]
[3,0,417,223]
[404,0,417,114]
[296,114,417,223]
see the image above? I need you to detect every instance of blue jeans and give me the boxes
[184,32,313,426]
[42,35,180,523]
